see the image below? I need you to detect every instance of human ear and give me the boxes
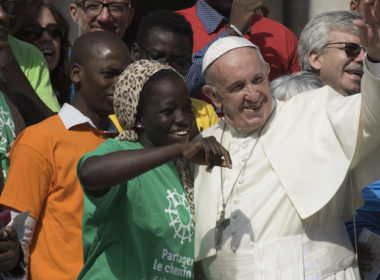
[70,63,81,84]
[265,62,270,75]
[308,50,322,71]
[203,85,222,109]
[69,4,79,22]
[131,42,142,62]
[126,8,135,28]
[350,0,359,12]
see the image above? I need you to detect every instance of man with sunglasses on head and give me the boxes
[299,11,364,96]
[69,0,134,37]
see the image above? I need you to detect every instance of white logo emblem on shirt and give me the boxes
[165,189,193,244]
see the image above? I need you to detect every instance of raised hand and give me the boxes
[353,0,380,60]
[229,0,264,35]
[182,136,232,172]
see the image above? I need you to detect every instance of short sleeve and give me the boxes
[0,140,53,219]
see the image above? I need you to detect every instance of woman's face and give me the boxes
[138,75,194,148]
[33,7,61,73]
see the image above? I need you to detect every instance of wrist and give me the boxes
[227,24,244,37]
[367,54,380,63]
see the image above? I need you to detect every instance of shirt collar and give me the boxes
[58,103,117,133]
[197,0,227,34]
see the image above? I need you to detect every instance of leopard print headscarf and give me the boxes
[114,59,177,141]
[113,59,195,221]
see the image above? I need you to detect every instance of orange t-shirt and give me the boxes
[0,115,113,279]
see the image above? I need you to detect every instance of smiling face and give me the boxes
[204,47,272,131]
[310,30,364,95]
[138,72,193,148]
[32,7,61,73]
[70,0,134,37]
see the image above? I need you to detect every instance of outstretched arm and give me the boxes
[353,0,380,133]
[79,137,231,191]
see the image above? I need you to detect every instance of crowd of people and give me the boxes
[0,0,377,279]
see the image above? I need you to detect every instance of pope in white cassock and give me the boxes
[194,1,380,279]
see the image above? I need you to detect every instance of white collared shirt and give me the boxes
[58,103,117,133]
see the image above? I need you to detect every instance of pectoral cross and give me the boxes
[215,209,230,250]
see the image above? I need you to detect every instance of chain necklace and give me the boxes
[215,100,277,250]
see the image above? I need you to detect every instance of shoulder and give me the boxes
[87,139,142,157]
[200,120,225,137]
[8,35,46,65]
[18,115,61,137]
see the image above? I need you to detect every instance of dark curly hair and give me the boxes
[136,10,193,50]
[11,0,71,105]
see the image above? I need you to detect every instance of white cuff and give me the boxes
[366,54,380,78]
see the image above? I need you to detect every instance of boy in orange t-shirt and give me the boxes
[0,32,131,280]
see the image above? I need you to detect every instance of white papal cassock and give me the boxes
[194,60,380,279]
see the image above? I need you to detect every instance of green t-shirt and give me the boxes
[8,35,60,112]
[77,139,195,280]
[0,91,15,185]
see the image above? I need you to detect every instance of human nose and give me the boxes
[244,84,260,101]
[39,29,52,41]
[156,55,170,66]
[354,48,366,62]
[96,5,113,22]
[175,109,192,126]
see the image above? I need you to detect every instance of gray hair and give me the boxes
[204,46,267,91]
[298,11,362,72]
[271,71,324,101]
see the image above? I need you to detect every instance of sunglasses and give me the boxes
[323,42,365,59]
[23,24,65,41]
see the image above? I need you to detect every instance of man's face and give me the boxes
[77,42,130,117]
[310,31,364,96]
[204,47,272,131]
[133,27,192,76]
[70,0,134,37]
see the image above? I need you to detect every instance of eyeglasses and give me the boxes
[142,48,192,76]
[0,0,16,16]
[24,24,65,41]
[79,0,132,17]
[323,42,365,59]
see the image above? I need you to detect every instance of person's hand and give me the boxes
[181,136,232,172]
[353,0,380,61]
[356,241,376,273]
[229,0,264,35]
[0,227,21,272]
